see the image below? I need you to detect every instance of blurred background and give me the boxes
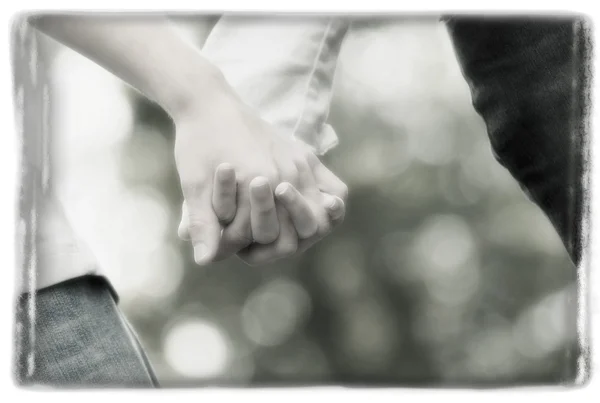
[43,16,578,386]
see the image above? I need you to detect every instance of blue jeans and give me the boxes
[445,16,589,266]
[15,276,159,388]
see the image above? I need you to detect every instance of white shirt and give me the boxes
[20,16,349,294]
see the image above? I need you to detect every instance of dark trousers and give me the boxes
[445,16,590,266]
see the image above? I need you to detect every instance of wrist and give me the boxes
[162,59,233,122]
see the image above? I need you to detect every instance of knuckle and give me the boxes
[337,183,349,201]
[299,221,319,239]
[331,211,345,225]
[316,218,332,237]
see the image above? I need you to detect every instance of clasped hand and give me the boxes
[174,91,348,266]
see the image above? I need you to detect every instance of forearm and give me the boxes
[30,14,227,118]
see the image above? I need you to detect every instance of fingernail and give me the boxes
[324,195,337,209]
[218,162,234,171]
[251,176,270,191]
[194,243,209,264]
[276,183,292,198]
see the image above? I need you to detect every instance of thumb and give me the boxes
[182,184,222,265]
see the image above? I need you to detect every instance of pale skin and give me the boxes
[30,15,348,266]
[179,164,346,265]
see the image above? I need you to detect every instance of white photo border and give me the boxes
[1,1,597,401]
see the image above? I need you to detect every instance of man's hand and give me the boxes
[238,148,348,264]
[178,160,347,266]
[238,179,346,265]
[174,89,346,265]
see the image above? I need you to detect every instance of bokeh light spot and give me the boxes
[242,278,312,347]
[512,285,576,360]
[163,318,231,379]
[413,214,476,278]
